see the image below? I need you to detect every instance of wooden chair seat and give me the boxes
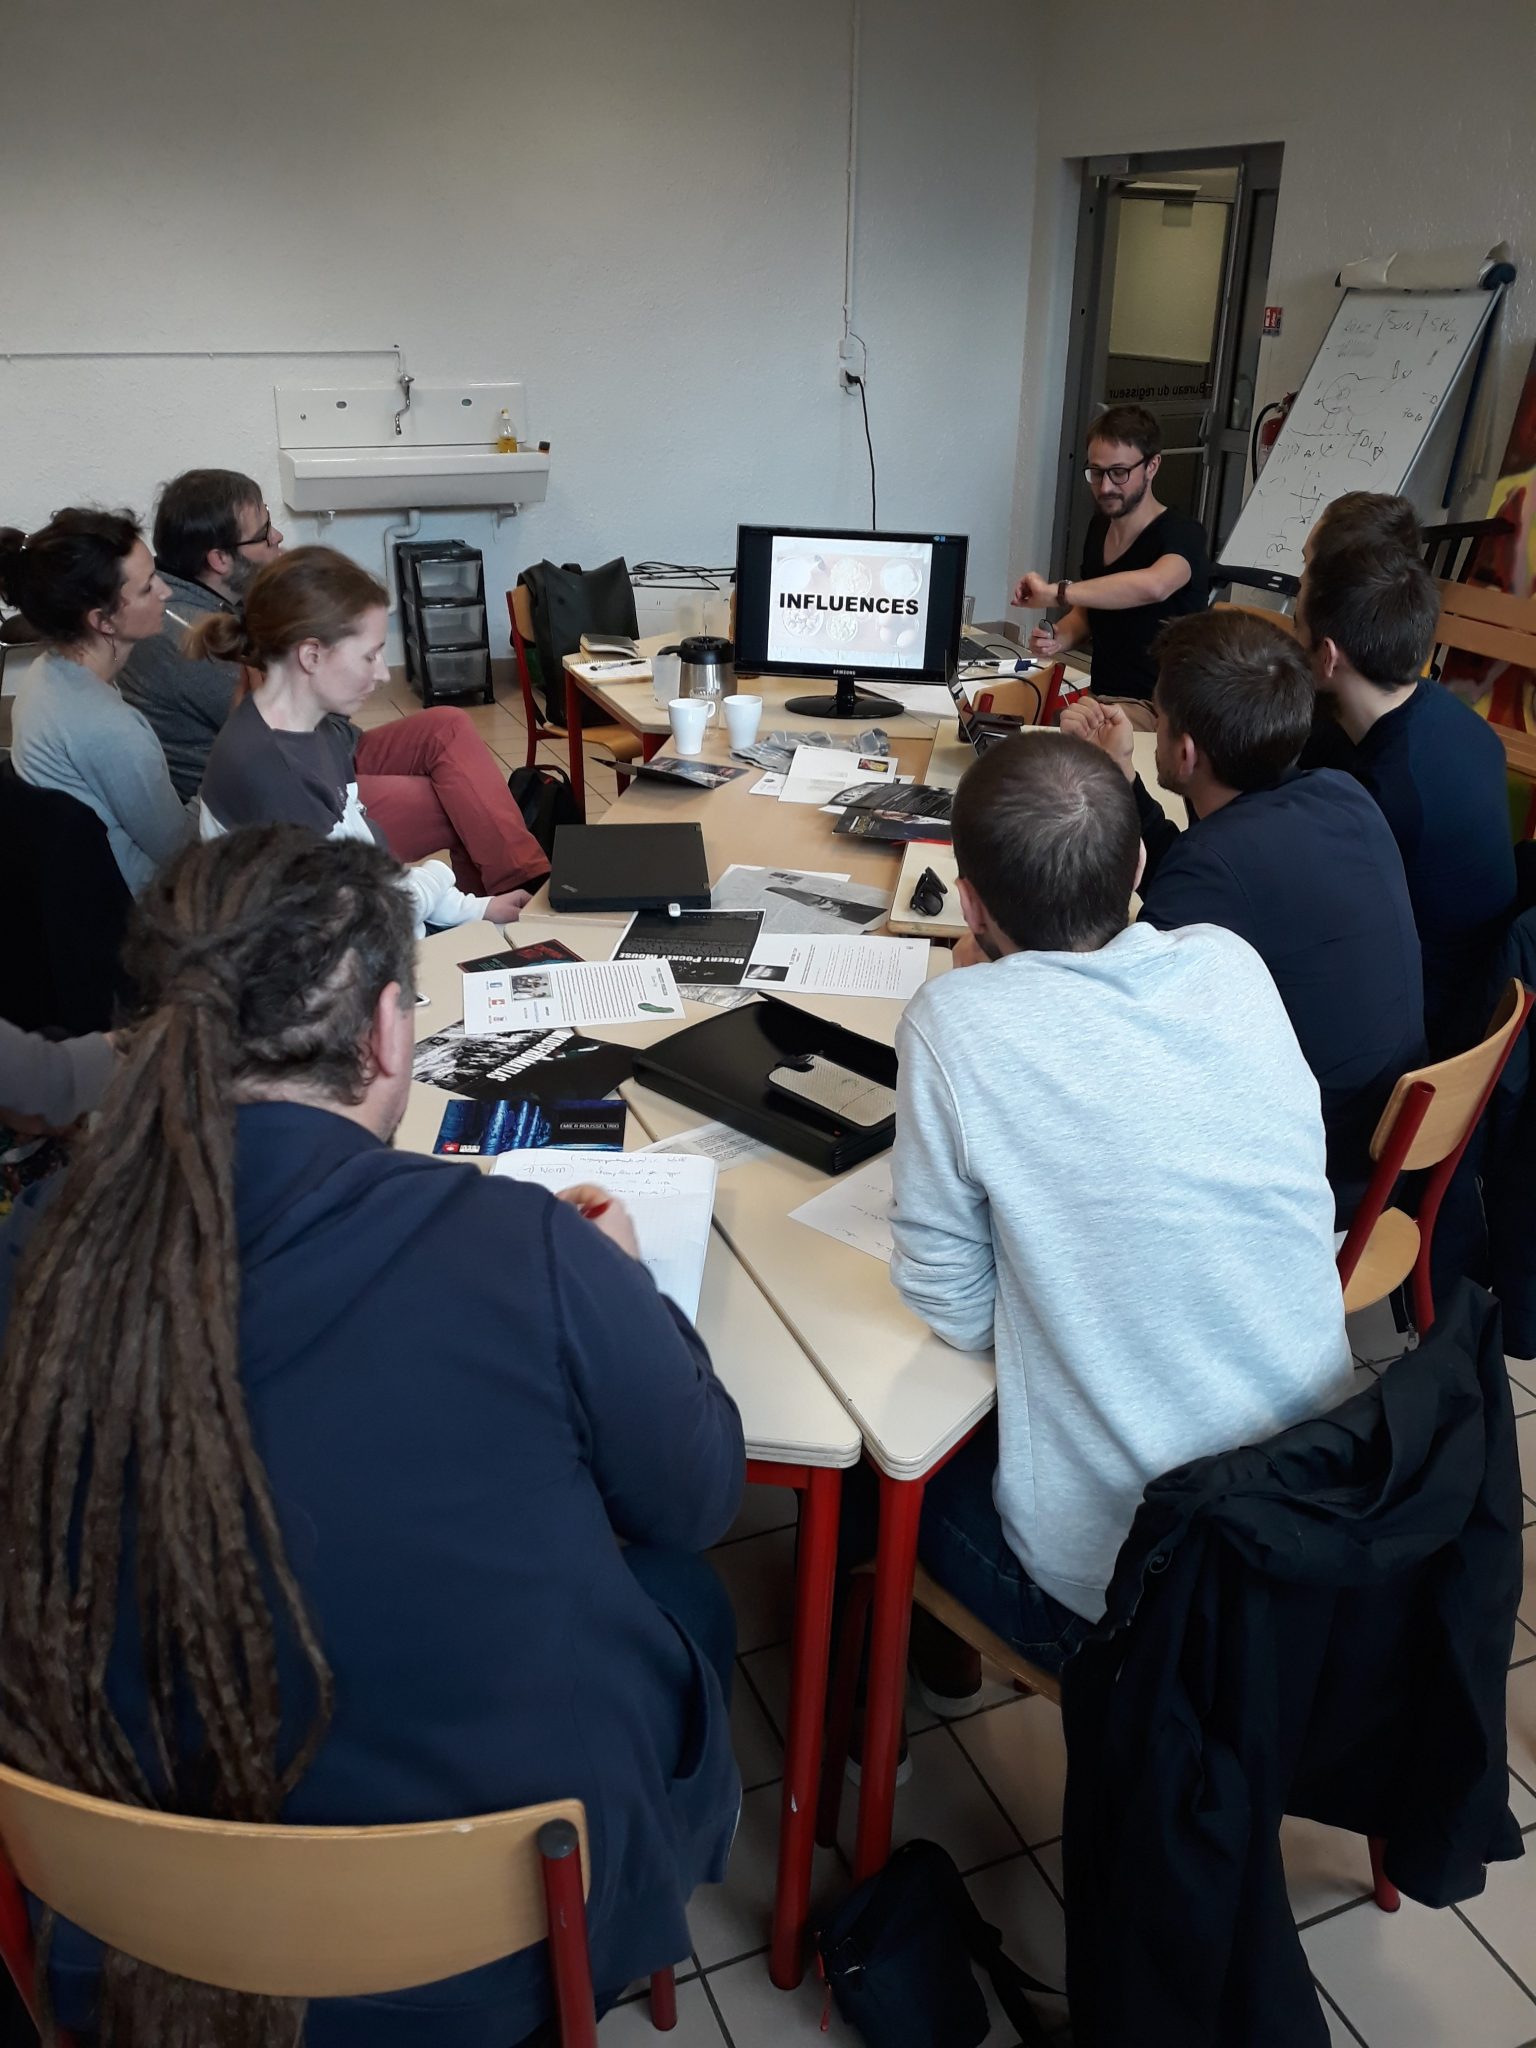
[1340,1207,1419,1315]
[909,1564,1060,1705]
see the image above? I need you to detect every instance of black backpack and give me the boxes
[816,1839,1060,2047]
[507,763,582,858]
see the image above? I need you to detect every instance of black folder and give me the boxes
[548,822,712,913]
[631,996,897,1174]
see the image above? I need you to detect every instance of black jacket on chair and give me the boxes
[0,763,131,1033]
[1060,1279,1524,2048]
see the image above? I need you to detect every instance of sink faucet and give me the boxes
[392,372,415,437]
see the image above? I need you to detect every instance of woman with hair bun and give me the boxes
[195,546,538,933]
[0,509,193,892]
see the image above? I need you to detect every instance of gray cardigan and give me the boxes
[11,651,194,893]
[119,571,242,801]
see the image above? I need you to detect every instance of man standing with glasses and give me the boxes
[1010,404,1209,729]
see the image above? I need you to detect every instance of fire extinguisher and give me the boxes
[1251,391,1296,476]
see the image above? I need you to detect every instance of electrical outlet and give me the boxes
[837,337,862,391]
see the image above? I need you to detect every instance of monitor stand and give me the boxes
[784,674,904,721]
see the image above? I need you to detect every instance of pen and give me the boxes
[575,1196,612,1221]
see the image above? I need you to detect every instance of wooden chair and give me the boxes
[1419,514,1514,586]
[0,1762,677,2048]
[1430,579,1536,813]
[506,585,640,790]
[1336,978,1535,1329]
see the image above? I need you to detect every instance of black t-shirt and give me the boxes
[1079,506,1210,700]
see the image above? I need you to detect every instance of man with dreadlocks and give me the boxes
[0,826,744,2048]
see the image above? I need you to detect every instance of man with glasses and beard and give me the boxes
[1010,404,1210,729]
[120,468,286,800]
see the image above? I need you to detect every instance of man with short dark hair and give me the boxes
[890,734,1352,1649]
[1066,611,1425,1207]
[1297,508,1516,1052]
[1010,403,1210,725]
[119,469,284,798]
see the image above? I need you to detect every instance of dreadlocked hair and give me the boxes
[0,825,418,2048]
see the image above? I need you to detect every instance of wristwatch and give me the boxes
[1056,578,1070,609]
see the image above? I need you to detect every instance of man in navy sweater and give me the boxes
[1064,611,1425,1215]
[1296,504,1516,1054]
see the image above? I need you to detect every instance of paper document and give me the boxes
[613,908,763,986]
[744,933,930,1001]
[877,682,965,717]
[640,1120,775,1170]
[491,1148,718,1319]
[463,958,684,1034]
[779,745,901,807]
[790,1156,894,1263]
[749,772,786,797]
[711,864,890,937]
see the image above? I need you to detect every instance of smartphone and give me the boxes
[767,1056,897,1128]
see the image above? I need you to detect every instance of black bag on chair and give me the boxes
[815,1839,1059,2047]
[507,764,582,858]
[517,558,639,727]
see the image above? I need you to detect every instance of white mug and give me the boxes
[652,648,681,707]
[668,696,717,755]
[723,694,763,749]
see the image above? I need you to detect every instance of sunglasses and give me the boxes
[909,866,949,919]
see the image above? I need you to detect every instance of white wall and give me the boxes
[0,0,1037,651]
[1009,0,1536,577]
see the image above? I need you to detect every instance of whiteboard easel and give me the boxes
[1220,288,1501,581]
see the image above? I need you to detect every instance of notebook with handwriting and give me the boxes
[489,1148,718,1322]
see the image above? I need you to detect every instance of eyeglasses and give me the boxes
[235,514,274,549]
[909,866,949,919]
[1084,457,1151,487]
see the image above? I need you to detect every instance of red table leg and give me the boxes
[767,1463,842,1989]
[563,664,588,818]
[641,733,665,761]
[853,1471,926,1882]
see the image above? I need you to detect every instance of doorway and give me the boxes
[1053,143,1283,579]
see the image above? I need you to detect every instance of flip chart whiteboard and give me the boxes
[1222,289,1499,578]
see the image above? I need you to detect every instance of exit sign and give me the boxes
[1263,305,1283,336]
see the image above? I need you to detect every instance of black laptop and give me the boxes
[548,822,712,913]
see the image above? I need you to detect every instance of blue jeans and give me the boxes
[917,1421,1090,1675]
[842,1419,1090,1679]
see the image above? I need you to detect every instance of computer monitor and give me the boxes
[733,525,969,719]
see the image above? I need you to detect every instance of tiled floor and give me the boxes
[393,672,1536,2043]
[609,1354,1536,2048]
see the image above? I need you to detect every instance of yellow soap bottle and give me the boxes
[496,408,519,453]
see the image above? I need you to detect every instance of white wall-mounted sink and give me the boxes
[274,380,549,513]
[278,445,550,513]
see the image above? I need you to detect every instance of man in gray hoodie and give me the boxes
[119,468,283,800]
[890,733,1353,1674]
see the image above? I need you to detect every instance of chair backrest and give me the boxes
[1420,514,1515,586]
[1431,578,1536,673]
[0,764,131,1033]
[509,580,536,647]
[0,1759,587,2001]
[1210,599,1298,636]
[506,582,547,738]
[1371,979,1533,1171]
